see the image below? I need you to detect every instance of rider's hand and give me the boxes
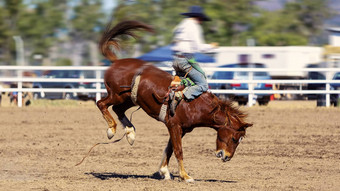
[210,42,219,48]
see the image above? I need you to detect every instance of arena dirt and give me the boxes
[0,101,339,190]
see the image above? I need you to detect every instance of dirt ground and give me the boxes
[0,100,340,191]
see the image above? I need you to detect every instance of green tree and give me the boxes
[0,0,335,65]
[111,0,168,54]
[70,0,106,65]
[204,0,259,46]
[70,0,105,40]
[0,0,65,65]
[111,0,333,48]
[112,0,259,54]
[18,1,65,55]
[0,0,23,65]
[253,0,332,46]
[284,0,332,38]
[0,7,8,45]
[252,11,308,45]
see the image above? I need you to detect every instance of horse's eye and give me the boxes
[239,136,244,143]
[232,137,238,143]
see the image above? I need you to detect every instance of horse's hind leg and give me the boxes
[97,90,126,139]
[97,97,116,139]
[112,101,136,145]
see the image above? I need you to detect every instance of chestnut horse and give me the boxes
[96,20,252,182]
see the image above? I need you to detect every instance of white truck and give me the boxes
[205,46,323,99]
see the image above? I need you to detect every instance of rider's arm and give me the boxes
[190,21,214,53]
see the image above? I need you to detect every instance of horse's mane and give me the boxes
[99,20,154,62]
[217,98,248,127]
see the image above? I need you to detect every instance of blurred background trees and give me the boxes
[0,0,337,66]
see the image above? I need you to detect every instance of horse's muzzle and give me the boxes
[216,150,231,162]
[222,156,230,162]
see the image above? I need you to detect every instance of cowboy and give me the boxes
[172,5,218,103]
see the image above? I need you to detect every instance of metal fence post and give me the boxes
[326,70,331,107]
[95,69,101,102]
[17,78,23,107]
[248,71,254,107]
[13,36,25,107]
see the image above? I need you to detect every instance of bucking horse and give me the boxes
[96,20,253,182]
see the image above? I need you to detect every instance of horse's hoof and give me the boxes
[125,127,135,145]
[181,174,194,183]
[164,174,171,180]
[185,178,195,183]
[107,128,115,139]
[159,167,171,180]
[126,133,135,145]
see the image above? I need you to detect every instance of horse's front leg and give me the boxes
[159,132,187,180]
[168,125,194,182]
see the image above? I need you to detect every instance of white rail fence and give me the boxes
[1,66,340,107]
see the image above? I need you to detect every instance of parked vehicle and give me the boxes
[215,46,322,100]
[77,81,107,101]
[330,72,340,106]
[307,70,339,106]
[209,63,272,106]
[306,65,326,100]
[331,72,340,90]
[33,70,99,100]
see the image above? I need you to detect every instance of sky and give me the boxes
[102,0,117,11]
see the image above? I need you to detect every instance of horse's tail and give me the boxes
[99,20,154,62]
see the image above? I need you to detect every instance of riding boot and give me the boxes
[170,91,184,116]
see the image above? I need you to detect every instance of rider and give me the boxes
[172,5,218,102]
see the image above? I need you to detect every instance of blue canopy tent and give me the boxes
[137,45,215,63]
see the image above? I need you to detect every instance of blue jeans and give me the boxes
[173,54,208,100]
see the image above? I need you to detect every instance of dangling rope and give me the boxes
[75,107,142,166]
[129,106,141,131]
[75,132,126,166]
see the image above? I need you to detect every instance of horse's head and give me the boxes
[215,122,252,162]
[213,98,253,162]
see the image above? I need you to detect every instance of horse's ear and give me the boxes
[243,123,253,129]
[238,123,252,131]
